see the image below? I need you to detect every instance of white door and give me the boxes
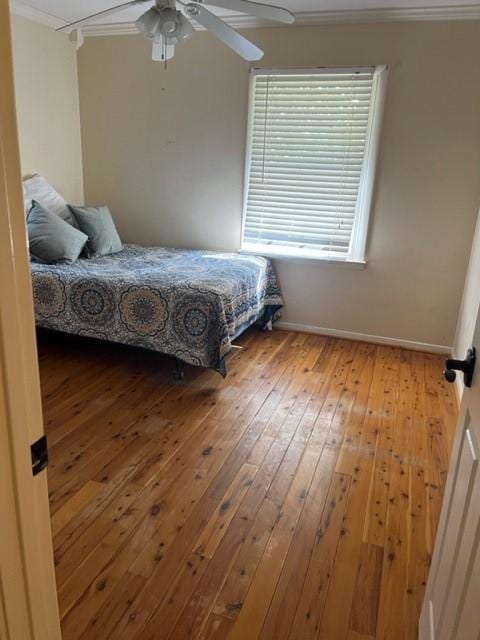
[0,1,61,638]
[419,317,480,637]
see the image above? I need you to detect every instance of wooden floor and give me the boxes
[38,328,457,640]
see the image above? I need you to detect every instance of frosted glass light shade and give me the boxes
[136,7,161,38]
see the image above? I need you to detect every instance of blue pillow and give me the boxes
[27,201,88,263]
[68,204,123,257]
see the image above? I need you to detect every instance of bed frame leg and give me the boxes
[174,358,185,381]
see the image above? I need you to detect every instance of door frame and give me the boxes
[0,1,61,637]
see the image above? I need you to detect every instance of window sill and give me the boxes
[240,245,367,269]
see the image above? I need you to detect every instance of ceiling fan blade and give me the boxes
[197,0,294,24]
[183,4,263,61]
[56,0,149,32]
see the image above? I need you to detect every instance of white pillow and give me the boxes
[23,174,77,227]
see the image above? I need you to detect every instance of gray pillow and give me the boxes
[68,204,122,257]
[27,201,88,263]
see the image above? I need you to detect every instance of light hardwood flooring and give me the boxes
[38,327,457,640]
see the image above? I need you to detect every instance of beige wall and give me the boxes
[78,21,480,347]
[11,14,83,203]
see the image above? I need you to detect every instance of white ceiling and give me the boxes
[11,0,480,28]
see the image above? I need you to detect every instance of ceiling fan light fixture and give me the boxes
[159,9,194,43]
[138,6,193,44]
[136,6,161,38]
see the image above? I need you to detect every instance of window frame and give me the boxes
[240,65,388,264]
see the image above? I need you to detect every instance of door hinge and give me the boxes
[31,434,48,476]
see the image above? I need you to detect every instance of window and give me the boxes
[242,66,387,262]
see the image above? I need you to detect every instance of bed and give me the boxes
[30,244,283,375]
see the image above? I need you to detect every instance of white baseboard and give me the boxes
[275,321,451,354]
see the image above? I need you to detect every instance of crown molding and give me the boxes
[297,4,480,23]
[9,1,480,36]
[9,0,66,29]
[82,3,480,35]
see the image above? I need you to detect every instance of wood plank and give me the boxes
[375,350,415,640]
[50,481,104,537]
[350,543,384,636]
[316,353,396,640]
[227,444,322,640]
[287,472,351,640]
[404,351,431,638]
[362,347,401,547]
[258,446,339,640]
[193,463,258,560]
[348,631,376,640]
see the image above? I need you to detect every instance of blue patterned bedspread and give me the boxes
[30,245,283,374]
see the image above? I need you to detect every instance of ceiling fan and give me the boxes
[57,0,295,63]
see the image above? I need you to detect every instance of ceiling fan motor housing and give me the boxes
[156,0,177,9]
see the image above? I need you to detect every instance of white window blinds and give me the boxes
[242,67,386,261]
